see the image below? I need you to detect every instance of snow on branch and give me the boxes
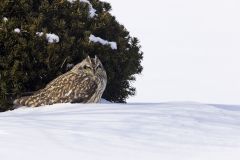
[67,0,96,18]
[36,32,60,44]
[0,17,8,30]
[3,17,8,22]
[10,29,59,44]
[89,34,117,50]
[46,33,60,43]
[14,28,21,33]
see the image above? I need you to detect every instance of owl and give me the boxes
[14,56,107,107]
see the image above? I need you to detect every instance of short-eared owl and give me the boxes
[14,56,107,107]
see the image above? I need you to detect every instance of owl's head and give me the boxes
[71,56,107,78]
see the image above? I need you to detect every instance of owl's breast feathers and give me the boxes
[14,72,98,107]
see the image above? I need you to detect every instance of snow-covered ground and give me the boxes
[0,102,240,160]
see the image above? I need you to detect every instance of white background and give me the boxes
[105,0,240,104]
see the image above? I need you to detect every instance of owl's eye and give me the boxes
[83,65,91,70]
[96,65,102,69]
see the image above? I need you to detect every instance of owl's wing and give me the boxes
[36,72,70,93]
[18,72,69,97]
[43,72,99,103]
[71,77,98,103]
[14,71,99,107]
[14,72,75,107]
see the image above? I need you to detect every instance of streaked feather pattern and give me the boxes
[14,56,107,107]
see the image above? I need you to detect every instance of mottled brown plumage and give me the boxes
[14,56,107,107]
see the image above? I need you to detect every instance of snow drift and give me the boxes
[0,102,240,160]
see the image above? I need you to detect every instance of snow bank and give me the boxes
[0,102,240,160]
[67,0,96,18]
[89,34,117,50]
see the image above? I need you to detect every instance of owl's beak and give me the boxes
[93,68,96,75]
[88,68,96,76]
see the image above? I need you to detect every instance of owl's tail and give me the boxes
[13,96,31,107]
